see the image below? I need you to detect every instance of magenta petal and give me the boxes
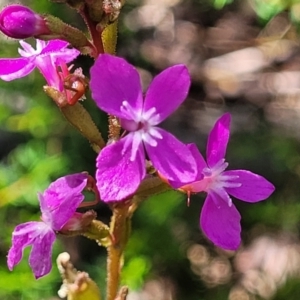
[145,128,197,183]
[90,54,143,118]
[7,221,54,279]
[96,135,146,201]
[170,143,206,189]
[8,222,41,270]
[0,39,79,83]
[200,193,241,250]
[41,173,88,205]
[224,170,275,202]
[25,39,79,65]
[0,57,35,81]
[40,39,69,54]
[44,46,80,66]
[35,55,62,90]
[40,173,88,230]
[29,230,56,279]
[144,65,190,123]
[187,143,207,174]
[207,113,231,168]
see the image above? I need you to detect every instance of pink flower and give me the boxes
[0,39,79,91]
[7,173,88,279]
[0,5,49,39]
[179,113,275,250]
[90,54,197,201]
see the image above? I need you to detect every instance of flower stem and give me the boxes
[106,203,131,300]
[106,245,122,300]
[79,6,104,57]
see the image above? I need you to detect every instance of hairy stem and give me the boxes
[106,245,122,300]
[106,203,131,300]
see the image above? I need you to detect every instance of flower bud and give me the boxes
[0,5,49,39]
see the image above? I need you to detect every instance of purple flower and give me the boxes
[7,173,88,279]
[179,113,275,250]
[0,39,80,91]
[0,5,49,39]
[90,54,197,201]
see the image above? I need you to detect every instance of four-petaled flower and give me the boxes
[0,39,79,92]
[90,54,197,201]
[7,173,88,279]
[178,113,275,250]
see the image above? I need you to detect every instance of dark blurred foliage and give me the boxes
[2,0,300,299]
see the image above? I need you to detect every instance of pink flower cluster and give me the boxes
[0,4,275,279]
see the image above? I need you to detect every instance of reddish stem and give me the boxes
[79,6,104,57]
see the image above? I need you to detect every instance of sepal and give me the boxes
[59,211,97,234]
[82,219,111,247]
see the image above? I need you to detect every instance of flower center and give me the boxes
[121,101,160,127]
[203,159,229,178]
[201,159,242,207]
[120,101,163,161]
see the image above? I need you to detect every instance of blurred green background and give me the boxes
[2,0,300,299]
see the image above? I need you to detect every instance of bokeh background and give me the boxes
[1,0,300,299]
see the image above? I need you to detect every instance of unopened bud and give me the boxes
[0,5,95,56]
[0,5,49,38]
